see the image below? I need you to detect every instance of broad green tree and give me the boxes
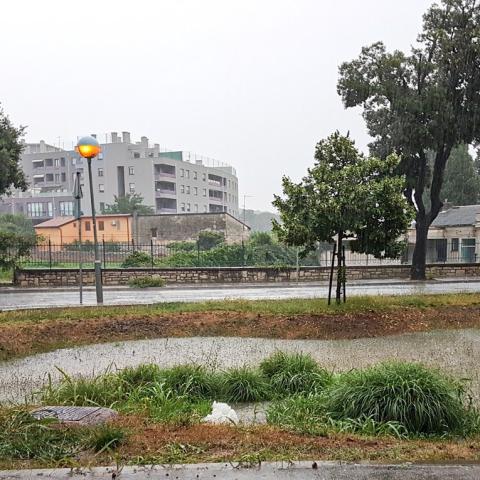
[0,106,27,195]
[0,213,35,237]
[104,193,154,215]
[441,145,480,205]
[273,132,414,303]
[337,0,480,279]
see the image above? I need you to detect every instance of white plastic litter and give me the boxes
[202,401,239,425]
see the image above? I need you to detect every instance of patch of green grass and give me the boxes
[128,275,166,288]
[0,408,125,464]
[3,293,479,326]
[0,268,12,284]
[323,361,474,435]
[219,367,271,403]
[260,352,332,396]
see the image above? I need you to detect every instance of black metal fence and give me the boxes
[6,238,480,270]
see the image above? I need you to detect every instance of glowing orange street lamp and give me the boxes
[75,136,103,304]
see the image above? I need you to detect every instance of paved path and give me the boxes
[2,278,480,310]
[1,462,479,479]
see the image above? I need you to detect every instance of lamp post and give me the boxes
[75,136,103,304]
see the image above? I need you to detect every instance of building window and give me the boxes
[46,173,54,182]
[194,204,198,212]
[85,221,91,231]
[202,173,206,181]
[59,201,74,216]
[99,184,105,192]
[186,203,191,212]
[98,221,104,231]
[186,185,190,194]
[451,238,459,252]
[180,202,185,212]
[180,185,185,193]
[61,172,66,182]
[45,158,53,167]
[133,152,140,159]
[60,157,66,167]
[129,183,136,193]
[194,187,198,196]
[151,228,158,238]
[98,168,104,177]
[180,168,184,177]
[54,158,60,167]
[129,167,135,175]
[193,171,197,180]
[100,202,105,213]
[186,170,190,179]
[203,188,207,196]
[54,173,60,183]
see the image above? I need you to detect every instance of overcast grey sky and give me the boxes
[2,0,433,211]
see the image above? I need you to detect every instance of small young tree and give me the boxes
[0,231,37,272]
[104,193,154,215]
[273,132,414,304]
[0,105,27,195]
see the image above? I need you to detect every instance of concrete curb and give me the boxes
[1,462,480,479]
[1,277,480,294]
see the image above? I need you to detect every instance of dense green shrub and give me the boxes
[197,231,225,250]
[260,352,331,395]
[128,275,166,288]
[324,361,469,435]
[121,250,152,267]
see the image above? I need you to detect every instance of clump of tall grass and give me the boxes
[260,351,331,396]
[41,369,124,408]
[220,367,271,403]
[161,364,219,399]
[324,361,470,435]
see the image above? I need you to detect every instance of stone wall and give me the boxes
[133,212,249,244]
[14,263,480,288]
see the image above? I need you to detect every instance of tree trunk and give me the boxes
[410,214,428,280]
[336,231,343,304]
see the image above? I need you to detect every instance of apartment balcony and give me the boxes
[154,164,176,178]
[157,208,177,214]
[155,181,176,196]
[155,189,176,197]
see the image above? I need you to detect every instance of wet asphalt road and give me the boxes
[1,279,480,310]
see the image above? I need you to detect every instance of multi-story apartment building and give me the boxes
[0,132,240,224]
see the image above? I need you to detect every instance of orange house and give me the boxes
[35,214,133,245]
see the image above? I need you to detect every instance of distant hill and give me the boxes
[240,209,280,232]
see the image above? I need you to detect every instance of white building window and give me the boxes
[129,183,136,193]
[203,188,207,196]
[99,184,105,192]
[98,168,104,177]
[186,203,191,212]
[194,187,198,196]
[59,201,74,216]
[186,185,190,194]
[129,167,135,175]
[180,202,185,212]
[180,185,185,193]
[193,171,198,180]
[180,168,184,177]
[186,170,190,179]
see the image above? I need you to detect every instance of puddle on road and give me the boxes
[1,329,479,403]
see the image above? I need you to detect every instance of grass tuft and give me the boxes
[324,361,471,435]
[220,367,271,403]
[260,351,331,396]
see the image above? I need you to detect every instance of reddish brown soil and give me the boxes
[1,305,480,361]
[110,416,480,464]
